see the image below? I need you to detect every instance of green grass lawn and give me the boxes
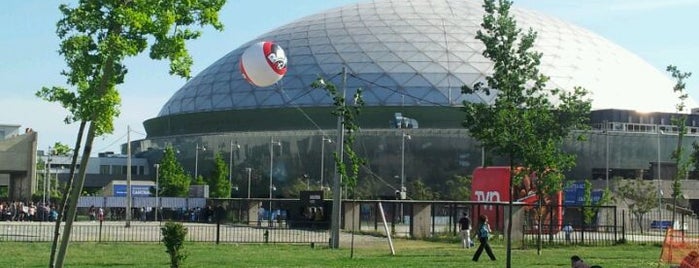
[0,239,672,268]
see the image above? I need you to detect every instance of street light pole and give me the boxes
[658,127,662,221]
[154,164,160,222]
[230,141,240,197]
[605,128,609,190]
[320,137,332,190]
[246,168,252,199]
[195,143,206,180]
[400,132,410,199]
[269,138,281,224]
[330,66,347,248]
[44,146,52,206]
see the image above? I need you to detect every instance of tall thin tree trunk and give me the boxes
[55,122,97,268]
[49,120,86,268]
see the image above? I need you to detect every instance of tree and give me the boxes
[461,0,591,264]
[161,222,188,268]
[581,179,611,228]
[409,178,438,200]
[40,2,224,267]
[208,152,230,198]
[311,69,365,253]
[667,65,692,223]
[616,178,659,233]
[282,176,310,198]
[52,142,72,156]
[159,146,192,197]
[443,174,472,201]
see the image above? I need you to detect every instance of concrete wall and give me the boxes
[0,131,37,201]
[343,201,361,231]
[411,203,432,239]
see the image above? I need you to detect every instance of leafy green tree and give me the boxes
[192,175,206,186]
[208,152,231,198]
[443,174,472,201]
[667,65,692,223]
[282,176,310,198]
[52,142,71,156]
[409,178,438,200]
[39,1,224,266]
[311,70,365,252]
[581,179,610,228]
[461,0,591,263]
[615,178,659,233]
[159,146,192,197]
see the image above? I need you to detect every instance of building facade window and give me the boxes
[99,165,110,175]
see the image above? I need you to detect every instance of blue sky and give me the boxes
[1,0,697,155]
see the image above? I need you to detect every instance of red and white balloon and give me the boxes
[239,41,288,87]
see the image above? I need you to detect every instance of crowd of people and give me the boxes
[0,201,58,222]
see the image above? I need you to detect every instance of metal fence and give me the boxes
[0,222,328,244]
[2,197,698,247]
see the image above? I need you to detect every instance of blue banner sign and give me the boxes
[113,185,152,197]
[564,181,603,205]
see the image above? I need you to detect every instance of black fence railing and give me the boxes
[0,221,329,244]
[2,198,697,246]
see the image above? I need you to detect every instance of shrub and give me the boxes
[161,222,188,268]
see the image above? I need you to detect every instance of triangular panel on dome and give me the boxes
[316,53,344,64]
[333,43,363,53]
[211,93,233,110]
[318,63,346,76]
[400,33,432,43]
[288,38,310,49]
[420,72,449,86]
[404,74,434,88]
[375,33,405,43]
[347,62,383,74]
[405,52,433,63]
[394,50,420,62]
[410,87,447,105]
[411,62,448,74]
[351,33,380,43]
[452,73,486,87]
[179,97,195,113]
[386,63,418,74]
[329,34,354,45]
[375,61,403,73]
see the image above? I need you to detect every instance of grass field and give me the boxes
[0,239,672,267]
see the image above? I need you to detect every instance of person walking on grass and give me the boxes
[472,214,496,261]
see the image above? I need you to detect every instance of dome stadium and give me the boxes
[136,0,699,199]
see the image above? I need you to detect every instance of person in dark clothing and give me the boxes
[458,212,472,248]
[472,214,496,261]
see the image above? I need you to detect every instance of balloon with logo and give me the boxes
[239,41,288,87]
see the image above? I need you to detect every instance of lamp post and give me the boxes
[605,126,610,190]
[195,143,206,179]
[330,67,347,248]
[320,137,332,190]
[246,168,252,199]
[44,146,53,206]
[229,141,240,197]
[658,127,663,221]
[400,132,410,199]
[269,139,281,224]
[154,163,160,222]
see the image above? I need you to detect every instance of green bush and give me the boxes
[161,222,188,268]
